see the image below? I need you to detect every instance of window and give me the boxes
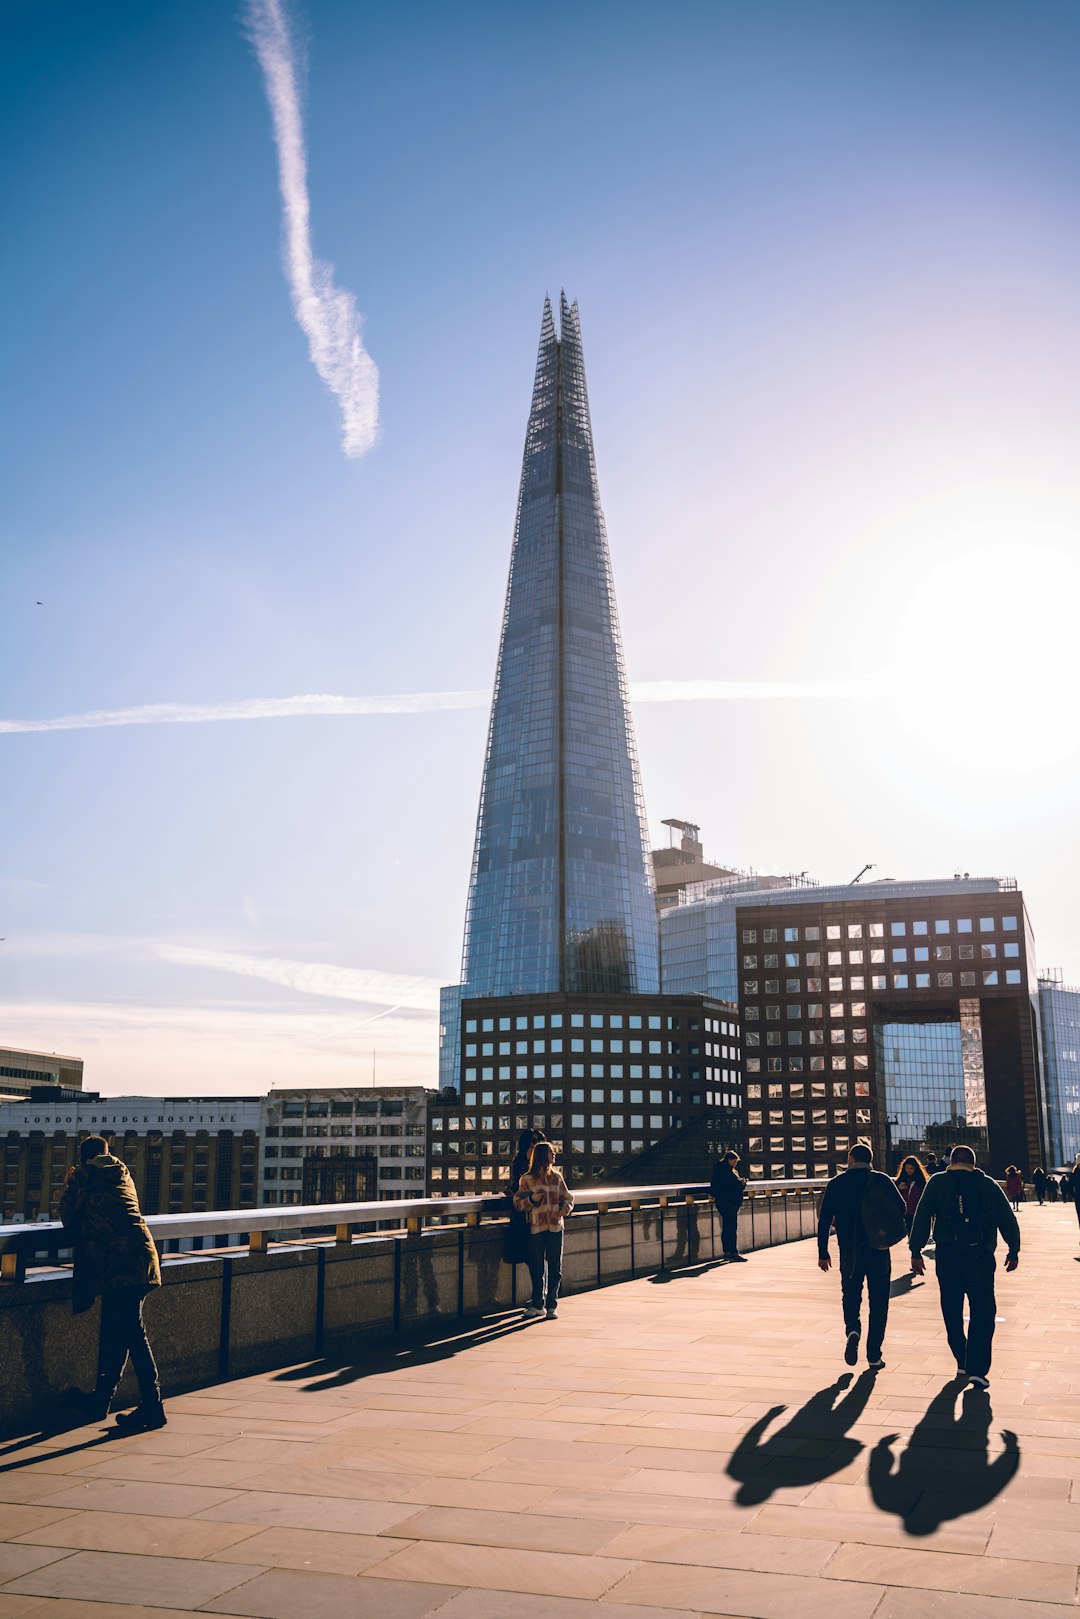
[935,919,950,934]
[785,927,799,942]
[743,956,758,970]
[742,930,757,943]
[1006,969,1021,984]
[785,952,799,968]
[958,918,972,933]
[1004,942,1019,958]
[979,917,995,933]
[763,928,778,944]
[938,973,953,988]
[892,947,907,963]
[1003,915,1018,931]
[891,922,905,937]
[981,943,997,959]
[827,926,841,940]
[847,923,863,939]
[983,970,999,986]
[915,974,930,989]
[805,926,821,941]
[959,943,974,960]
[913,920,928,935]
[936,945,952,961]
[960,971,976,987]
[894,974,909,989]
[869,923,884,938]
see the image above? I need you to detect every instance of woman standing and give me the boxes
[513,1140,573,1320]
[504,1128,545,1269]
[894,1156,928,1234]
[1004,1165,1025,1213]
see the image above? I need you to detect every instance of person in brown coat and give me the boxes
[60,1135,165,1431]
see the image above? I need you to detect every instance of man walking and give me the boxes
[909,1144,1019,1389]
[710,1148,748,1261]
[1032,1165,1047,1205]
[60,1135,166,1431]
[818,1143,906,1370]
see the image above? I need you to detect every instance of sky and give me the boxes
[3,0,1080,1098]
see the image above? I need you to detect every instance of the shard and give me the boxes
[453,294,659,1007]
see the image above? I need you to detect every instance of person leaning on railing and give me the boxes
[59,1134,166,1432]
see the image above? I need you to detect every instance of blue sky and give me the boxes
[4,0,1080,1095]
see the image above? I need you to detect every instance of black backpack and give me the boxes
[946,1177,988,1248]
[860,1173,908,1250]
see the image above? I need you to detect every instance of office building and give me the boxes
[1038,971,1080,1167]
[429,992,741,1193]
[0,1046,83,1100]
[651,820,738,911]
[259,1086,428,1205]
[440,294,659,1095]
[732,878,1043,1179]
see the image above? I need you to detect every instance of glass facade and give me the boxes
[458,295,658,1003]
[1038,977,1080,1166]
[876,1008,988,1164]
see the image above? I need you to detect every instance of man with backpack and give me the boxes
[817,1142,907,1371]
[909,1144,1020,1389]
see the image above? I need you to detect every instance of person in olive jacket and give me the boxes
[60,1135,166,1431]
[710,1150,748,1261]
[909,1145,1020,1389]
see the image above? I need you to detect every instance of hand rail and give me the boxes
[0,1177,827,1279]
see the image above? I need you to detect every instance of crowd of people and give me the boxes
[52,1121,1080,1434]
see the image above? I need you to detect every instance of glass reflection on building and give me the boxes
[876,1005,988,1164]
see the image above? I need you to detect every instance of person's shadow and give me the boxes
[869,1379,1019,1534]
[728,1371,876,1506]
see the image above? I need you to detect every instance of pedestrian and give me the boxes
[1063,1166,1074,1202]
[504,1128,545,1269]
[817,1142,907,1371]
[1004,1165,1024,1214]
[909,1143,1020,1390]
[710,1148,748,1261]
[59,1135,166,1431]
[1072,1156,1080,1238]
[1048,1174,1060,1202]
[1033,1166,1047,1205]
[513,1140,574,1320]
[894,1156,929,1234]
[934,1148,952,1174]
[924,1153,939,1176]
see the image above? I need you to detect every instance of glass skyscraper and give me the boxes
[441,296,658,1085]
[1038,973,1080,1166]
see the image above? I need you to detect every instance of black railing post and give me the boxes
[315,1247,326,1356]
[393,1236,402,1333]
[218,1257,232,1380]
[457,1228,465,1319]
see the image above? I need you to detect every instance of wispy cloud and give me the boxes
[246,0,379,457]
[0,680,879,736]
[153,943,443,1013]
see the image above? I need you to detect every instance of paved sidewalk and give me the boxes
[1,1203,1078,1618]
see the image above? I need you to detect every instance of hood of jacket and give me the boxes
[81,1154,130,1187]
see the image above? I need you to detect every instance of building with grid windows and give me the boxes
[429,993,741,1194]
[439,296,659,1099]
[259,1087,428,1205]
[732,879,1044,1180]
[1038,971,1080,1168]
[0,1090,260,1223]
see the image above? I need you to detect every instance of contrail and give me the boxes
[0,681,882,736]
[153,944,443,1012]
[246,0,379,457]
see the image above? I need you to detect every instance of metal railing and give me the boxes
[0,1179,827,1283]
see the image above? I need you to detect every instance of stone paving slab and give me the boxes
[1,1204,1079,1616]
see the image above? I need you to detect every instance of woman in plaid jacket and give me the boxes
[513,1141,574,1320]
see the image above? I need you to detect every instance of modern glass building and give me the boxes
[441,296,659,1089]
[1038,972,1080,1167]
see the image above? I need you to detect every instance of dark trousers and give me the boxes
[527,1230,563,1309]
[716,1201,741,1256]
[935,1243,997,1378]
[839,1244,891,1358]
[97,1286,160,1409]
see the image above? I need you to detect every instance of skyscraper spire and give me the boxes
[458,298,658,998]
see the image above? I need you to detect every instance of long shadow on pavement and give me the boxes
[728,1370,877,1506]
[271,1308,546,1393]
[869,1378,1019,1534]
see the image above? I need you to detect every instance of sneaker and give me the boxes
[968,1375,990,1390]
[114,1403,167,1433]
[729,1253,748,1262]
[522,1304,544,1320]
[545,1307,558,1319]
[868,1356,885,1370]
[844,1331,860,1366]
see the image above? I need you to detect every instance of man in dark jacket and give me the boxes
[1032,1166,1047,1205]
[817,1143,905,1370]
[710,1150,747,1262]
[60,1135,166,1431]
[1072,1157,1080,1234]
[910,1144,1020,1389]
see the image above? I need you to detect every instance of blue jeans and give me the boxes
[527,1230,563,1309]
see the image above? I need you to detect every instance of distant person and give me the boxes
[1072,1157,1080,1236]
[910,1144,1020,1390]
[513,1140,573,1320]
[504,1128,546,1269]
[1004,1165,1024,1214]
[924,1153,939,1176]
[1048,1173,1061,1202]
[710,1149,748,1261]
[934,1149,953,1175]
[59,1135,165,1431]
[817,1143,907,1371]
[1033,1166,1047,1205]
[894,1157,929,1234]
